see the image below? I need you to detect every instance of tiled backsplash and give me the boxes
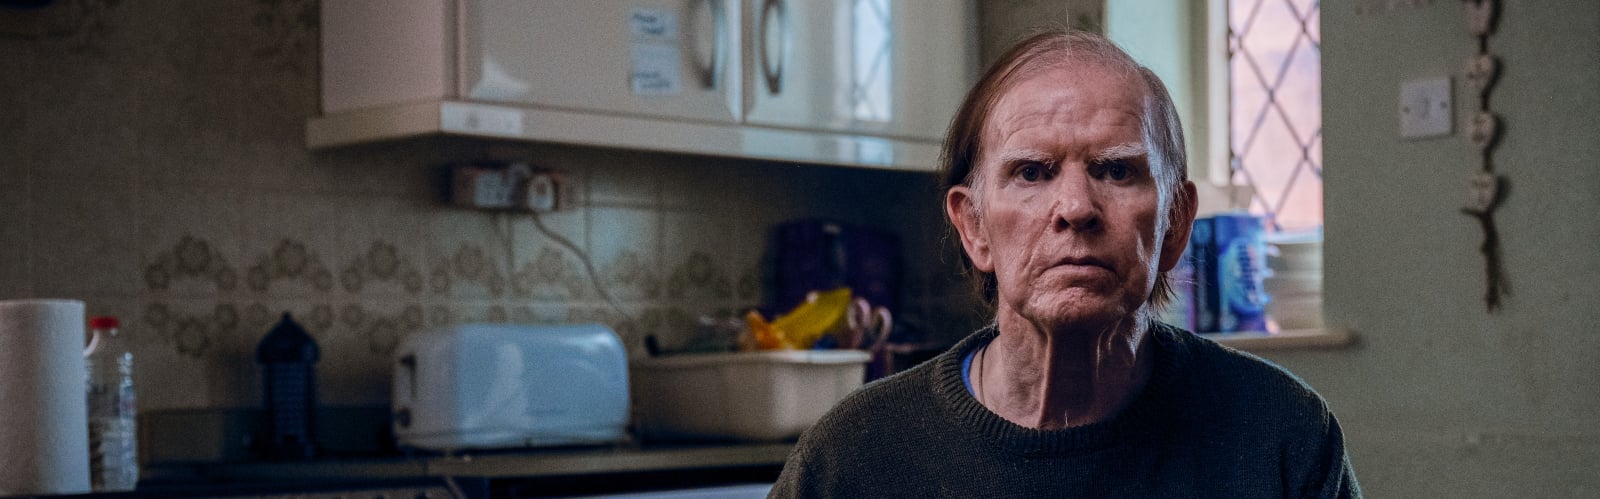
[0,1,984,412]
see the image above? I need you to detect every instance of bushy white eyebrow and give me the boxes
[993,148,1055,166]
[1090,142,1147,163]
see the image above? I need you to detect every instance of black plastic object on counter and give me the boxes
[772,219,901,314]
[255,313,319,460]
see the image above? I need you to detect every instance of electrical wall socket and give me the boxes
[449,163,571,212]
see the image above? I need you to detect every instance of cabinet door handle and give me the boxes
[692,0,727,89]
[759,0,787,94]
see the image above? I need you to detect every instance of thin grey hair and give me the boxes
[938,28,1191,309]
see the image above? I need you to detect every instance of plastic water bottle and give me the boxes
[84,316,138,491]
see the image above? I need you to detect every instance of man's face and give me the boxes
[947,62,1191,329]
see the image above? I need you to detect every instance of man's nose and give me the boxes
[1050,168,1102,232]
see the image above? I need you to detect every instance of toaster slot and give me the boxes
[398,354,418,398]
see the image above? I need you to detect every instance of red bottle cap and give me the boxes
[89,316,120,329]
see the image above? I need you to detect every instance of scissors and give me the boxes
[844,297,893,352]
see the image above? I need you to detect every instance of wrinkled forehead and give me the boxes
[980,58,1151,152]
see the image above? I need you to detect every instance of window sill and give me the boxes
[1200,328,1357,353]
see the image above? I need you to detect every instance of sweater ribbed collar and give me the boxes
[930,321,1191,456]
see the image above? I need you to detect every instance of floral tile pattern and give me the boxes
[601,250,663,301]
[340,241,425,296]
[510,246,587,300]
[145,235,239,293]
[4,0,944,414]
[250,0,318,75]
[246,239,333,294]
[666,252,733,301]
[142,301,240,358]
[339,303,425,355]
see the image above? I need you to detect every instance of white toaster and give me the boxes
[391,323,629,451]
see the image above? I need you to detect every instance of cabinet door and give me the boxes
[462,0,742,124]
[740,0,974,141]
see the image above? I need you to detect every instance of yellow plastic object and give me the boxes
[773,287,851,347]
[743,310,789,350]
[742,287,853,350]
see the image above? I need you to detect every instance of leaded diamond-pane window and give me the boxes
[1229,0,1321,232]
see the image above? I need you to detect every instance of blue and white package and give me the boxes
[1212,212,1270,332]
[1189,217,1217,333]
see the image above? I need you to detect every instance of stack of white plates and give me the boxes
[1264,233,1323,330]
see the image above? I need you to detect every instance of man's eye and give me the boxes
[1106,162,1130,181]
[1018,164,1044,182]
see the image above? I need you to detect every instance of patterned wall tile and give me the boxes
[508,210,588,301]
[589,207,662,301]
[144,234,241,298]
[29,173,142,296]
[142,299,262,408]
[128,65,246,190]
[240,193,346,297]
[659,155,742,210]
[140,187,244,296]
[506,246,588,301]
[334,196,428,297]
[22,50,142,187]
[245,238,335,295]
[316,328,392,406]
[729,215,777,306]
[0,170,29,299]
[662,211,734,303]
[580,149,662,207]
[339,240,426,297]
[566,305,663,356]
[1,0,958,414]
[249,0,318,76]
[322,301,425,405]
[134,336,214,410]
[337,302,425,355]
[422,209,516,299]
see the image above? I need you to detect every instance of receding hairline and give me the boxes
[966,52,1164,197]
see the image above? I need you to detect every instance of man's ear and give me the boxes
[1158,181,1199,272]
[946,186,994,272]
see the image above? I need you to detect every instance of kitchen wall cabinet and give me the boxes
[313,0,976,171]
[463,0,742,125]
[740,0,975,141]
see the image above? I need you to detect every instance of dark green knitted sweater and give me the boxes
[770,322,1360,498]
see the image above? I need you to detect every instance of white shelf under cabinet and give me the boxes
[1201,328,1357,352]
[306,101,944,172]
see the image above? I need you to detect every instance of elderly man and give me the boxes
[770,30,1359,498]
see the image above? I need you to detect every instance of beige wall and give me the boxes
[0,1,970,412]
[1261,2,1600,497]
[1004,0,1600,495]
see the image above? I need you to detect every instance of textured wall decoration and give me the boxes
[509,247,587,300]
[145,235,239,292]
[603,251,663,300]
[246,239,333,294]
[339,241,425,295]
[736,264,762,303]
[667,251,733,300]
[250,0,318,74]
[2,0,949,413]
[339,304,425,354]
[143,302,239,357]
[428,244,509,297]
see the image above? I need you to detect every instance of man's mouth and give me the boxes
[1054,255,1111,269]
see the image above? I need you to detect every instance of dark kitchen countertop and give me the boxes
[142,441,794,482]
[129,442,793,498]
[118,407,793,497]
